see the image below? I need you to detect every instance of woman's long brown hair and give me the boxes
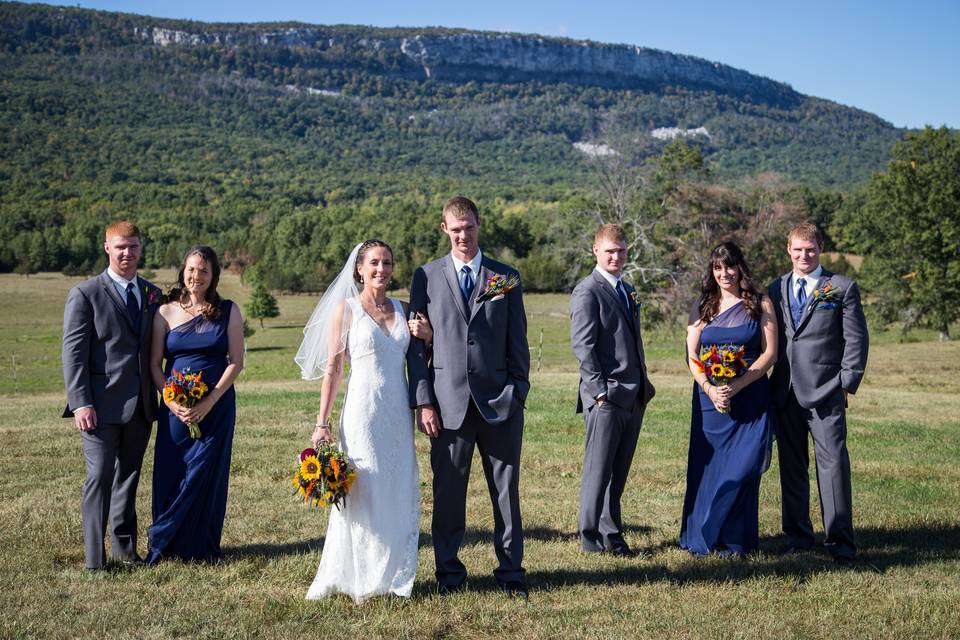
[697,242,763,323]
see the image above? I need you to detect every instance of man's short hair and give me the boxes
[442,196,480,224]
[104,221,141,240]
[595,223,627,244]
[787,222,823,250]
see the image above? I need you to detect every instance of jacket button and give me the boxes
[468,368,475,374]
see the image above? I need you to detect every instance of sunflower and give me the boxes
[174,393,187,405]
[163,387,175,402]
[710,363,724,377]
[190,387,204,399]
[722,350,735,363]
[300,455,321,481]
[722,367,736,378]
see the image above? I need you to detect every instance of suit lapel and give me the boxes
[779,273,795,335]
[138,281,155,342]
[592,271,637,337]
[468,259,494,322]
[442,255,470,323]
[795,270,833,334]
[99,271,136,332]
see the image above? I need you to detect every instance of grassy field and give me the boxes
[1,271,958,639]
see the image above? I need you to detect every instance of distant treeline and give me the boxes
[0,2,919,315]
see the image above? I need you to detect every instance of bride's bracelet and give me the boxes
[314,423,330,431]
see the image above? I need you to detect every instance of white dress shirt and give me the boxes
[791,265,823,302]
[594,265,625,292]
[451,250,483,284]
[106,267,142,308]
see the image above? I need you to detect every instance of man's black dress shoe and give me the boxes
[500,581,529,600]
[607,545,636,558]
[437,582,465,598]
[118,554,145,568]
[833,556,855,568]
[777,544,813,556]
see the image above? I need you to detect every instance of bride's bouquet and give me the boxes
[292,444,357,510]
[692,344,747,413]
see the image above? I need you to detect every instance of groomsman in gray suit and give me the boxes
[407,196,530,598]
[62,221,162,569]
[570,223,655,556]
[768,222,868,565]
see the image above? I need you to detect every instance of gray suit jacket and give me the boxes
[62,270,162,424]
[570,270,655,413]
[768,269,868,409]
[407,253,530,429]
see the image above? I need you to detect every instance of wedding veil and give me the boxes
[294,242,362,380]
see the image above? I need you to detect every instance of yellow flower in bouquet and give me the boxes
[292,444,357,510]
[300,455,322,481]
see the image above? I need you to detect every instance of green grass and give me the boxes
[1,273,959,639]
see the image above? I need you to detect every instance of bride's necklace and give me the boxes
[363,295,389,313]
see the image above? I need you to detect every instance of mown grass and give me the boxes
[1,272,959,639]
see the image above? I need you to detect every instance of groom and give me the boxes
[407,196,530,598]
[62,221,161,569]
[768,222,868,565]
[570,223,655,556]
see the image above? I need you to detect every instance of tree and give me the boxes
[852,127,960,340]
[245,284,280,328]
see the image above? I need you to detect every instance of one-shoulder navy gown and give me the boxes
[680,302,774,556]
[147,300,236,564]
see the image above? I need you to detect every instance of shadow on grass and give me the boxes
[416,524,652,549]
[524,523,960,591]
[224,537,325,559]
[245,346,285,352]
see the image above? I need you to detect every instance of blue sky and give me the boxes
[23,0,959,129]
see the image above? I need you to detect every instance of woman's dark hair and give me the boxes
[697,242,764,323]
[354,239,393,282]
[169,245,223,320]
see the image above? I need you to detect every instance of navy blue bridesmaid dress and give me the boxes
[680,302,774,556]
[147,300,236,564]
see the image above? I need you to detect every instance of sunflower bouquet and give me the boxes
[292,444,357,510]
[691,344,748,413]
[162,367,209,438]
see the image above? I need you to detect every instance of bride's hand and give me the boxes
[312,425,332,448]
[408,311,433,345]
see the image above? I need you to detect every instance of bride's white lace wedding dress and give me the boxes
[306,298,420,602]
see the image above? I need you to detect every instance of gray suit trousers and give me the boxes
[776,387,855,559]
[431,399,524,586]
[579,398,644,552]
[80,409,151,568]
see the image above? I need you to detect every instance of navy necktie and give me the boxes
[792,278,807,327]
[615,280,630,315]
[459,265,474,309]
[125,282,141,331]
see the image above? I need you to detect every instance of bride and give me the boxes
[295,240,431,602]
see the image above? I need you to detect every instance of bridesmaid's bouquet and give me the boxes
[292,445,357,510]
[692,344,747,413]
[162,367,209,438]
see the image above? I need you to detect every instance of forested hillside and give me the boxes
[0,2,905,293]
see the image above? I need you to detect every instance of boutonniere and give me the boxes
[476,273,520,302]
[810,282,842,306]
[629,290,640,309]
[144,286,162,307]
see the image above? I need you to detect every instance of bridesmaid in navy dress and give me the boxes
[147,245,245,564]
[680,242,778,556]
